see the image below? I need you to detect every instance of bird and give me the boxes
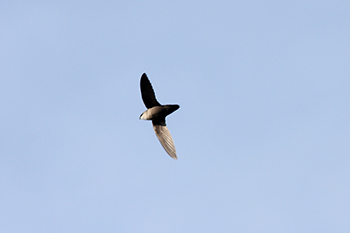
[139,73,180,159]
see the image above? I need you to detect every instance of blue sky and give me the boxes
[1,1,349,232]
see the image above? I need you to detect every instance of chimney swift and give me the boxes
[139,73,179,159]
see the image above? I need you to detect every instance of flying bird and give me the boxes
[139,73,180,159]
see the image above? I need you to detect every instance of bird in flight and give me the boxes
[139,73,180,159]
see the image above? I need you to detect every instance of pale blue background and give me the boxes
[1,1,349,232]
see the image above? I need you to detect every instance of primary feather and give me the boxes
[140,73,161,109]
[153,124,177,159]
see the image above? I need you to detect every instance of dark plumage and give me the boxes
[139,73,180,159]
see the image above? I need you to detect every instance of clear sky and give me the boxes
[1,1,349,232]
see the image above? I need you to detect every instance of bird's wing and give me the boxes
[153,124,177,159]
[140,73,161,109]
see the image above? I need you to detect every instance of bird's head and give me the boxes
[139,111,148,120]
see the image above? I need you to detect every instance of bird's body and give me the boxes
[140,105,179,123]
[139,73,179,159]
